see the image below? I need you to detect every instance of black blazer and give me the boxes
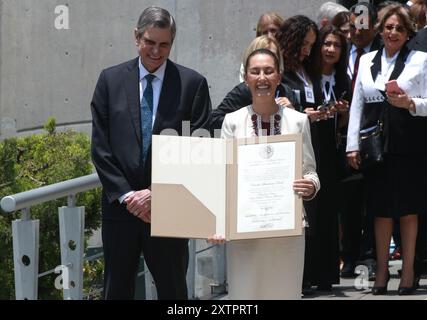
[91,58,211,220]
[281,71,323,112]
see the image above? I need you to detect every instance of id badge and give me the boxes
[374,73,386,91]
[304,86,315,104]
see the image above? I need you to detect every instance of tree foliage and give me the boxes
[0,119,101,299]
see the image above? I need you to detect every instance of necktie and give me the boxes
[141,74,155,164]
[352,48,364,91]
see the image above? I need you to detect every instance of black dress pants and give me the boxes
[102,219,189,300]
[339,178,363,264]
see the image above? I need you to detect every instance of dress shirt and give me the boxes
[118,58,167,204]
[347,43,371,80]
[139,58,167,128]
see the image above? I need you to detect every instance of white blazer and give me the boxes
[221,106,320,199]
[347,49,427,152]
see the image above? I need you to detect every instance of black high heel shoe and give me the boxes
[398,278,418,296]
[398,285,417,295]
[372,272,390,295]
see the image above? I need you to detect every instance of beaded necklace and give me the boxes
[248,105,282,137]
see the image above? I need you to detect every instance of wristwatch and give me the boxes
[408,100,416,113]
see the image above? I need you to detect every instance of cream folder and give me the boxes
[151,134,303,240]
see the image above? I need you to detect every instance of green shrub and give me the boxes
[0,118,101,299]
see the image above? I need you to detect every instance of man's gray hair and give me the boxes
[317,2,349,27]
[136,7,176,42]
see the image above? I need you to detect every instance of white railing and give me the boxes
[1,173,101,300]
[1,173,226,300]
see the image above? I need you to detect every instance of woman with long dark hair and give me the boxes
[278,15,341,293]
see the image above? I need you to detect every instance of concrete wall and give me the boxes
[0,0,330,139]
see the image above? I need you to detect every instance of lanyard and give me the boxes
[296,69,311,87]
[321,73,336,102]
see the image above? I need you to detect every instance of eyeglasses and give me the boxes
[384,24,406,33]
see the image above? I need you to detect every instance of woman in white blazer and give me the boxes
[210,48,320,299]
[346,4,427,295]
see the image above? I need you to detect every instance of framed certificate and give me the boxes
[227,134,303,240]
[151,134,303,240]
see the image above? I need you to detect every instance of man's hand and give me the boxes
[347,151,360,170]
[124,189,151,223]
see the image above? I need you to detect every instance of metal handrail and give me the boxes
[0,173,101,212]
[1,172,226,299]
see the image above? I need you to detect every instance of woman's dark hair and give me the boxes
[277,15,320,78]
[244,48,280,75]
[331,11,350,29]
[316,25,348,79]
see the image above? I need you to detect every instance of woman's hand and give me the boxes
[304,107,329,123]
[334,99,349,114]
[347,151,361,170]
[275,97,294,109]
[293,179,315,199]
[327,105,338,118]
[207,234,226,245]
[387,91,412,110]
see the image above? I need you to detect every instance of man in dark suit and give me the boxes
[407,27,427,52]
[90,7,211,300]
[407,26,427,285]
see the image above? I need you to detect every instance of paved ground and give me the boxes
[211,260,427,300]
[303,260,427,300]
